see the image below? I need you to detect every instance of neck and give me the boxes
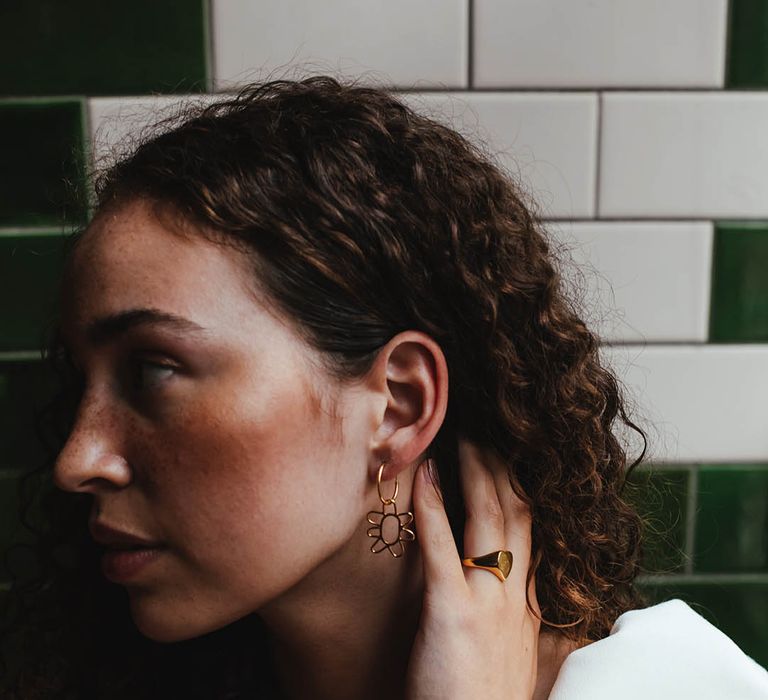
[258,519,425,700]
[255,500,579,700]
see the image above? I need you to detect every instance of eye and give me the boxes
[130,358,177,391]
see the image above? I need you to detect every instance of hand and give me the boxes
[404,439,541,700]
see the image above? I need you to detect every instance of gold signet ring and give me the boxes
[460,550,513,582]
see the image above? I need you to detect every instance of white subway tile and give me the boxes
[473,0,727,88]
[600,92,768,218]
[404,92,598,218]
[88,95,220,170]
[211,0,468,90]
[549,221,713,343]
[604,345,768,462]
[92,92,597,220]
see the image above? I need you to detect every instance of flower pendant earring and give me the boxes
[366,462,415,558]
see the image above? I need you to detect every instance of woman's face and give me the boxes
[54,199,389,642]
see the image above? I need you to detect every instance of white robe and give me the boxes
[548,598,768,699]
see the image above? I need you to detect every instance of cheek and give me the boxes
[138,376,360,589]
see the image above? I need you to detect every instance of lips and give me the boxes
[101,546,166,582]
[89,519,164,549]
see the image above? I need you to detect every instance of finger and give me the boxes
[412,458,465,596]
[472,446,541,635]
[484,453,533,584]
[459,439,508,589]
[527,564,541,619]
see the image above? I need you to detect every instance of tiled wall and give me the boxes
[2,0,767,667]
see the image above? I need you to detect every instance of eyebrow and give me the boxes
[85,308,208,345]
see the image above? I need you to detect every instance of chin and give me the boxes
[126,591,238,643]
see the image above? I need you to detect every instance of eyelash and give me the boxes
[130,358,178,392]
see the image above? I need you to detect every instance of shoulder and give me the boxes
[548,599,768,700]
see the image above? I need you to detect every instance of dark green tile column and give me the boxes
[0,233,68,351]
[710,222,768,342]
[0,358,60,584]
[0,473,25,580]
[694,465,768,573]
[0,100,87,226]
[727,0,768,88]
[625,467,690,574]
[0,1,209,96]
[0,359,59,471]
[638,581,768,669]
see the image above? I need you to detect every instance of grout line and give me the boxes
[0,95,87,106]
[546,216,768,223]
[593,91,602,217]
[633,461,768,469]
[0,468,26,480]
[2,219,759,234]
[666,462,768,469]
[466,0,474,89]
[0,227,68,237]
[706,222,718,342]
[0,351,43,362]
[632,462,698,471]
[600,341,768,349]
[391,86,751,95]
[204,0,216,92]
[684,465,699,575]
[599,340,709,347]
[542,215,768,223]
[634,462,768,474]
[723,0,734,88]
[678,463,768,471]
[79,97,97,217]
[637,572,768,585]
[598,339,768,347]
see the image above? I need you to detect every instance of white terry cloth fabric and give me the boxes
[548,598,768,699]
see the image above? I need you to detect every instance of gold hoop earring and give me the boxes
[366,462,415,558]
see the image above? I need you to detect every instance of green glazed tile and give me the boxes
[0,476,23,575]
[0,1,207,96]
[0,359,59,472]
[710,223,768,342]
[0,101,87,226]
[624,467,689,574]
[727,0,768,88]
[0,471,52,584]
[0,473,37,584]
[695,465,768,573]
[0,359,62,582]
[0,234,68,352]
[637,581,768,669]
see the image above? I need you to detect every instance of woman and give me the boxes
[1,76,766,699]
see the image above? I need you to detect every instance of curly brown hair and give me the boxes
[0,76,649,698]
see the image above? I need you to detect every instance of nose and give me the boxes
[53,394,132,493]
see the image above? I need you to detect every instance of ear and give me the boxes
[367,330,448,479]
